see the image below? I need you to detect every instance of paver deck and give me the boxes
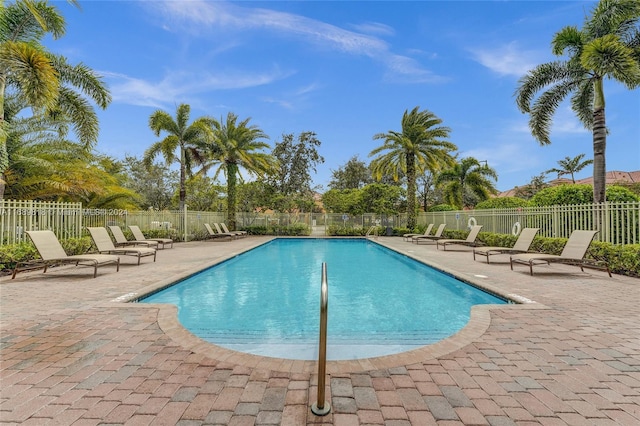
[1,236,638,425]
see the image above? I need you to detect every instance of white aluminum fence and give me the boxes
[418,202,640,244]
[0,200,83,244]
[2,200,638,245]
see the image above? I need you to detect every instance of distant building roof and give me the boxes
[497,170,640,198]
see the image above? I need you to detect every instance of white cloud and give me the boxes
[148,0,443,84]
[103,67,293,108]
[470,42,541,77]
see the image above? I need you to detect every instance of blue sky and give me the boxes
[47,0,639,192]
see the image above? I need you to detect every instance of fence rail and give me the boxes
[1,200,638,245]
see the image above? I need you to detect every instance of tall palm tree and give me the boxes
[145,103,210,210]
[369,106,457,229]
[515,0,640,203]
[436,157,498,210]
[1,0,110,197]
[199,112,277,229]
[546,153,594,183]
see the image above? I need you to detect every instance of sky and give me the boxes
[45,0,639,192]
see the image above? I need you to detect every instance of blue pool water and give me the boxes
[141,239,506,360]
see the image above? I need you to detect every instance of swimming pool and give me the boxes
[141,238,506,360]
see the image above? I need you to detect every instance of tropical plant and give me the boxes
[199,112,277,229]
[514,173,549,200]
[145,103,210,210]
[531,183,639,206]
[546,154,594,183]
[268,131,324,212]
[328,155,372,190]
[515,0,640,203]
[369,106,457,228]
[475,197,531,210]
[436,157,498,209]
[1,0,111,198]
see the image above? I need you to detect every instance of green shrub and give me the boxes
[476,197,531,209]
[327,225,368,236]
[428,204,455,212]
[241,224,310,236]
[0,236,92,272]
[531,184,639,206]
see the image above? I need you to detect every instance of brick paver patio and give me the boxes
[1,236,638,425]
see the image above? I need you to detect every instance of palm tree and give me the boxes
[1,0,110,198]
[546,153,594,183]
[145,104,210,210]
[199,112,277,229]
[515,0,640,203]
[369,106,457,229]
[436,157,498,209]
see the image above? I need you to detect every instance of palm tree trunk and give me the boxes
[406,154,416,229]
[178,147,186,210]
[592,106,606,204]
[227,163,238,230]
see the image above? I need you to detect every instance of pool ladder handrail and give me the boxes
[366,225,378,239]
[311,263,331,416]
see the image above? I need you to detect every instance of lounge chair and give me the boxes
[473,228,539,263]
[108,225,158,249]
[204,223,233,241]
[87,227,156,265]
[413,224,446,244]
[214,223,239,239]
[510,230,611,276]
[403,224,433,242]
[220,223,247,238]
[436,225,483,250]
[12,230,120,279]
[128,225,173,249]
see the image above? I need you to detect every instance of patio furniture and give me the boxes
[403,224,433,242]
[13,230,120,279]
[413,224,446,244]
[129,225,173,249]
[204,223,233,241]
[473,228,539,263]
[108,225,158,248]
[87,227,156,265]
[510,230,611,276]
[436,225,484,250]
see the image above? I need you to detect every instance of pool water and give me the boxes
[141,239,506,360]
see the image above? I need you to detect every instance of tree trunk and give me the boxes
[406,154,416,229]
[592,106,606,204]
[227,163,238,230]
[178,147,186,211]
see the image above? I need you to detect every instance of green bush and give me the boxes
[428,204,455,212]
[327,225,368,236]
[531,184,639,206]
[242,224,310,236]
[476,197,531,209]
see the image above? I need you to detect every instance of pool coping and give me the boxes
[106,236,550,374]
